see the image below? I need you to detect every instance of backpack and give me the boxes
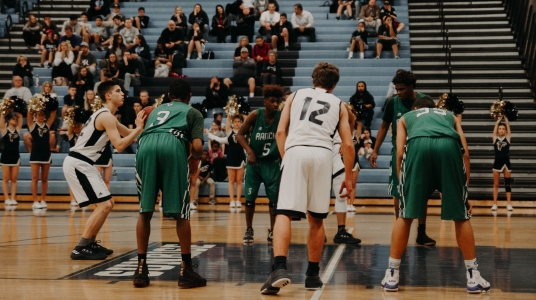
[202,50,215,60]
[154,64,169,78]
[172,50,186,68]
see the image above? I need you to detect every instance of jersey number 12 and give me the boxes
[299,97,331,126]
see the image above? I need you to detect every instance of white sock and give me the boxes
[360,52,364,59]
[284,42,289,47]
[465,259,478,270]
[249,92,254,98]
[186,53,191,59]
[388,257,401,269]
[348,52,353,58]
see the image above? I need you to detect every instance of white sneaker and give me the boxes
[40,201,47,208]
[190,202,197,210]
[32,201,43,209]
[235,201,242,208]
[11,199,18,205]
[491,204,497,211]
[230,201,236,208]
[5,199,15,205]
[466,269,491,293]
[351,205,356,212]
[159,200,162,207]
[70,199,78,206]
[346,205,353,212]
[381,268,399,292]
[507,204,513,211]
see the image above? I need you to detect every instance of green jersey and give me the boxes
[382,92,432,145]
[404,108,461,142]
[249,108,281,160]
[139,102,204,144]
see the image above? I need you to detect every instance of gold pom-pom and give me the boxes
[91,95,104,112]
[490,99,505,121]
[436,93,448,110]
[278,101,285,111]
[28,93,48,114]
[0,97,15,115]
[346,102,358,120]
[63,105,78,127]
[153,94,165,107]
[224,95,241,116]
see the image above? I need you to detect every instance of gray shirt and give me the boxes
[233,57,256,77]
[119,27,139,44]
[4,87,32,103]
[61,20,81,35]
[79,52,97,67]
[291,10,314,28]
[90,25,108,39]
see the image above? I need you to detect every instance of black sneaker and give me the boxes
[305,273,323,290]
[416,233,436,246]
[267,229,273,242]
[178,262,207,288]
[333,229,361,244]
[89,241,114,255]
[243,227,254,244]
[96,44,104,51]
[284,46,289,51]
[133,259,150,287]
[260,268,291,294]
[70,245,108,260]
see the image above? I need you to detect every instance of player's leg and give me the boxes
[2,165,11,202]
[263,159,281,241]
[347,165,359,211]
[102,165,112,190]
[333,173,360,244]
[235,165,244,206]
[504,169,512,210]
[305,213,325,290]
[492,171,500,210]
[227,168,236,206]
[244,163,261,243]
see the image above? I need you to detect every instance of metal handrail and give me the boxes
[22,1,29,23]
[448,67,452,94]
[499,86,503,101]
[5,14,13,52]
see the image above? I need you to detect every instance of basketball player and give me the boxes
[260,62,355,294]
[133,79,207,288]
[236,85,284,244]
[381,97,491,293]
[63,81,145,260]
[369,70,436,246]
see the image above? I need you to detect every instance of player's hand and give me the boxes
[339,178,353,198]
[135,110,147,129]
[370,152,378,168]
[467,200,473,215]
[247,152,257,166]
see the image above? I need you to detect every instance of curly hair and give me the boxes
[392,70,417,88]
[262,84,284,99]
[312,62,340,90]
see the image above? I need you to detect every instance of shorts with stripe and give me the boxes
[399,137,470,220]
[274,146,332,219]
[63,154,112,208]
[388,146,401,198]
[136,133,190,220]
[332,144,349,213]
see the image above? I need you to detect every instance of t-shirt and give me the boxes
[43,39,58,52]
[64,94,84,107]
[260,11,280,25]
[404,108,460,142]
[4,87,32,102]
[198,160,213,178]
[133,16,150,28]
[79,52,97,67]
[378,24,397,37]
[380,6,397,20]
[351,29,368,44]
[79,21,92,32]
[90,25,108,38]
[59,34,82,49]
[160,28,184,43]
[154,47,170,60]
[119,27,139,44]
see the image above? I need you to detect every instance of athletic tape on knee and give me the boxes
[505,178,511,192]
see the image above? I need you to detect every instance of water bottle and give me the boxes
[34,75,39,87]
[112,170,118,181]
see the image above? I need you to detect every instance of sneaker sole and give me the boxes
[467,286,491,293]
[271,278,291,288]
[243,239,254,244]
[333,238,361,244]
[133,279,150,287]
[305,285,323,290]
[260,287,280,295]
[70,254,107,260]
[381,284,399,292]
[178,282,207,288]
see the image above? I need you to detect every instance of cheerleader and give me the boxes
[492,115,512,211]
[205,114,246,208]
[42,82,60,152]
[27,107,57,209]
[1,112,23,205]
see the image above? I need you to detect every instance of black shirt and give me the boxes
[119,59,139,78]
[380,6,397,21]
[236,12,256,28]
[199,160,213,178]
[351,29,368,44]
[261,61,282,80]
[188,11,209,27]
[171,14,188,29]
[160,28,185,43]
[272,20,292,36]
[154,47,171,60]
[13,63,33,79]
[349,91,376,109]
[64,94,85,107]
[133,15,150,28]
[378,24,397,38]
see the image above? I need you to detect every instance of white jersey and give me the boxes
[285,88,342,151]
[70,107,111,162]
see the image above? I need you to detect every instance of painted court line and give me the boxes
[310,228,353,300]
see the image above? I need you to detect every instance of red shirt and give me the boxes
[252,42,271,61]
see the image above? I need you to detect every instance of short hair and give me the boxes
[98,81,119,101]
[312,62,340,90]
[81,12,88,17]
[113,15,122,21]
[232,114,244,122]
[140,90,149,96]
[412,97,435,109]
[211,140,220,147]
[280,12,287,18]
[69,14,78,21]
[43,14,51,18]
[95,16,103,21]
[294,3,303,10]
[263,84,284,99]
[392,70,417,88]
[64,25,72,32]
[213,119,221,127]
[256,35,264,40]
[138,7,145,11]
[168,79,191,101]
[68,84,77,90]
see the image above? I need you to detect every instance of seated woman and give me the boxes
[13,55,34,88]
[100,52,121,80]
[129,34,151,77]
[22,14,42,49]
[260,50,282,85]
[348,20,368,59]
[51,41,74,85]
[234,36,252,59]
[336,0,354,20]
[106,35,127,61]
[171,6,188,35]
[40,29,58,68]
[375,16,399,59]
[211,5,231,43]
[203,76,229,109]
[186,22,206,60]
[74,66,95,98]
[188,4,210,41]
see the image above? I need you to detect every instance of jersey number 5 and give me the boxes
[299,97,331,126]
[262,143,271,156]
[149,111,170,127]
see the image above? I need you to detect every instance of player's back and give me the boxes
[140,102,193,141]
[404,108,460,142]
[285,88,341,151]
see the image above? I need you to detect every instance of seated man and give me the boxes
[291,3,315,43]
[58,25,81,55]
[102,15,124,48]
[259,3,280,37]
[359,0,381,34]
[380,0,404,33]
[103,4,125,28]
[78,13,92,44]
[61,15,82,37]
[120,19,139,50]
[223,47,256,98]
[90,16,108,51]
[131,7,150,32]
[71,42,97,77]
[252,35,271,78]
[231,7,256,43]
[119,52,140,96]
[139,90,155,108]
[271,13,292,51]
[4,76,32,103]
[160,20,185,54]
[87,0,110,21]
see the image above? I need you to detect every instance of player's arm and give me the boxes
[338,103,356,198]
[275,92,295,158]
[370,120,390,168]
[237,110,257,165]
[503,115,511,141]
[189,109,205,160]
[26,108,35,129]
[97,111,145,152]
[396,117,407,179]
[116,120,138,137]
[454,117,470,185]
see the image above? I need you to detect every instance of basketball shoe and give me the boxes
[333,228,361,244]
[305,271,323,290]
[133,259,150,287]
[89,240,114,255]
[178,262,207,288]
[260,268,291,295]
[381,268,399,292]
[70,245,108,260]
[466,269,491,293]
[243,227,254,243]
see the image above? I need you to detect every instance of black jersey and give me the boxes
[29,123,51,163]
[493,137,510,159]
[226,130,246,168]
[0,128,20,165]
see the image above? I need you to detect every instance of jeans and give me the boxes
[123,73,140,95]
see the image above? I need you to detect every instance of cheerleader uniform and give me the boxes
[0,128,21,166]
[493,136,511,172]
[207,130,246,169]
[94,142,113,167]
[29,123,52,164]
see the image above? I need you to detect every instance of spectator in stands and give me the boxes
[354,0,367,17]
[40,29,58,68]
[99,53,120,79]
[336,0,354,20]
[87,0,110,21]
[93,68,113,94]
[22,14,42,50]
[160,20,186,54]
[376,15,399,59]
[359,0,381,34]
[358,126,375,159]
[120,51,140,95]
[52,41,74,86]
[74,67,94,98]
[0,0,20,14]
[271,12,291,51]
[12,55,33,88]
[380,0,404,33]
[203,76,229,109]
[120,19,139,50]
[252,35,271,77]
[231,6,256,43]
[349,81,375,127]
[154,37,172,69]
[208,119,226,153]
[211,5,231,43]
[257,0,280,14]
[102,15,124,49]
[261,50,281,85]
[259,3,279,37]
[83,88,96,111]
[0,111,23,206]
[106,34,126,61]
[61,15,82,37]
[103,4,125,28]
[131,7,150,32]
[171,6,188,35]
[348,20,368,59]
[71,42,97,77]
[90,16,108,51]
[234,36,252,59]
[39,15,59,46]
[138,90,154,108]
[194,150,216,205]
[78,13,92,44]
[58,26,81,55]
[291,3,316,43]
[62,84,84,119]
[186,22,206,60]
[128,34,150,77]
[224,47,256,98]
[385,69,403,101]
[4,76,31,102]
[189,4,210,41]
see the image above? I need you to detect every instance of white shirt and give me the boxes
[260,11,280,25]
[4,87,32,103]
[291,10,314,28]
